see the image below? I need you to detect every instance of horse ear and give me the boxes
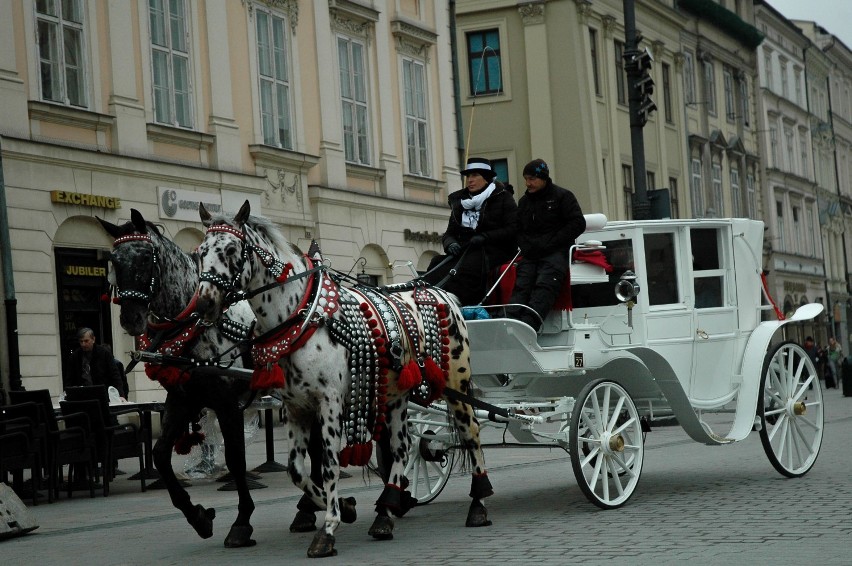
[234,200,251,225]
[96,216,122,239]
[130,209,147,233]
[199,202,212,227]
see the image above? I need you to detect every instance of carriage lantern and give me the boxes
[615,270,640,329]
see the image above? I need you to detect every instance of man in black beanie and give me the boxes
[509,159,586,330]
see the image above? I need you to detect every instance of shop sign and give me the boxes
[403,229,442,244]
[158,187,223,222]
[63,265,107,277]
[51,190,121,209]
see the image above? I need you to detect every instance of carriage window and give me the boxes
[691,228,724,308]
[572,239,635,308]
[644,233,679,305]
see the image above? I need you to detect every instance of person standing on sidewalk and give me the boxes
[826,336,842,389]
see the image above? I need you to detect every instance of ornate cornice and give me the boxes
[652,40,665,60]
[391,19,437,62]
[573,0,593,22]
[329,0,378,43]
[242,0,299,33]
[519,2,546,26]
[601,15,617,37]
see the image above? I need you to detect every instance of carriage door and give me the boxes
[689,227,737,403]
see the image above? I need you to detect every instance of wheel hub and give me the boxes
[792,400,806,416]
[608,434,625,452]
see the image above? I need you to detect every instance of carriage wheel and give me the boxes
[758,341,824,478]
[404,402,457,505]
[569,379,644,509]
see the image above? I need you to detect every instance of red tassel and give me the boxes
[397,359,421,390]
[424,357,447,401]
[251,363,285,389]
[339,445,351,468]
[100,293,109,302]
[112,297,121,304]
[174,431,205,455]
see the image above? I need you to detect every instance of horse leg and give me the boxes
[307,399,345,558]
[376,430,416,517]
[154,399,216,539]
[217,408,257,548]
[446,395,493,527]
[369,399,410,540]
[289,419,322,533]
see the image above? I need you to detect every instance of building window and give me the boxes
[769,127,778,167]
[730,165,741,217]
[491,158,509,184]
[646,171,655,192]
[589,28,601,96]
[402,58,431,177]
[711,162,723,216]
[738,76,750,126]
[623,163,633,219]
[794,68,803,106]
[792,205,803,255]
[764,51,773,90]
[256,9,293,149]
[780,59,789,99]
[703,60,716,115]
[784,127,795,172]
[800,137,809,177]
[149,0,193,128]
[683,50,696,104]
[805,203,816,256]
[662,63,673,122]
[338,35,371,165]
[746,171,756,218]
[669,177,679,218]
[466,29,502,96]
[615,40,627,105]
[36,0,87,108]
[691,157,704,217]
[723,68,735,121]
[776,199,785,252]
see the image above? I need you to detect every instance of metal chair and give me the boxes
[0,404,44,506]
[9,389,96,500]
[60,399,145,496]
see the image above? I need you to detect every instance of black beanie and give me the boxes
[523,158,549,180]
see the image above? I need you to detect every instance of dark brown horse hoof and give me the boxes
[339,496,357,524]
[368,515,394,540]
[224,524,257,547]
[307,531,337,558]
[289,509,317,533]
[465,500,492,527]
[190,504,216,538]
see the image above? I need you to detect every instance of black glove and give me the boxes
[447,242,462,256]
[469,234,486,247]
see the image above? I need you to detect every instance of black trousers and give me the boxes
[508,250,571,330]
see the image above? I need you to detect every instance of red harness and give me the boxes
[136,292,204,387]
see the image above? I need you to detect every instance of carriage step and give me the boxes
[0,484,39,540]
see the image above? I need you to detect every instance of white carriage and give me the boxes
[405,215,825,509]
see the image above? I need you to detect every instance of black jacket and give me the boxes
[516,181,586,260]
[64,344,124,392]
[442,182,518,268]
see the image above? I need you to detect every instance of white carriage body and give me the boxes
[465,216,821,445]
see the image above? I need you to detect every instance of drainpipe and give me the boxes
[449,0,466,174]
[0,135,22,399]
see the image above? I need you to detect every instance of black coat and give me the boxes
[441,182,518,269]
[64,344,124,392]
[516,181,586,260]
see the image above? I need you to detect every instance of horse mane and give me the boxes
[212,212,302,258]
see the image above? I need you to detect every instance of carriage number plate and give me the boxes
[574,353,584,368]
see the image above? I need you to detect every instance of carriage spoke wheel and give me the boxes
[758,341,824,478]
[404,402,457,505]
[569,379,644,509]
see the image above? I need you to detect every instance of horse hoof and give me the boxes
[190,504,216,539]
[290,510,317,533]
[465,500,492,528]
[224,525,257,548]
[368,515,394,540]
[339,496,357,524]
[390,490,417,518]
[307,531,337,558]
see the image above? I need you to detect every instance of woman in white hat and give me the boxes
[423,157,518,306]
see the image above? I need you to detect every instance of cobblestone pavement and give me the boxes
[3,386,851,566]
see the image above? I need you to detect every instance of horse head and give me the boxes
[196,200,305,331]
[97,209,161,336]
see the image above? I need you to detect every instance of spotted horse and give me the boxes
[193,200,494,558]
[98,209,261,548]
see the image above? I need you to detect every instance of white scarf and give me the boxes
[460,182,496,229]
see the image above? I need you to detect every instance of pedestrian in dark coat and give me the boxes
[509,159,586,330]
[423,157,518,306]
[63,327,124,393]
